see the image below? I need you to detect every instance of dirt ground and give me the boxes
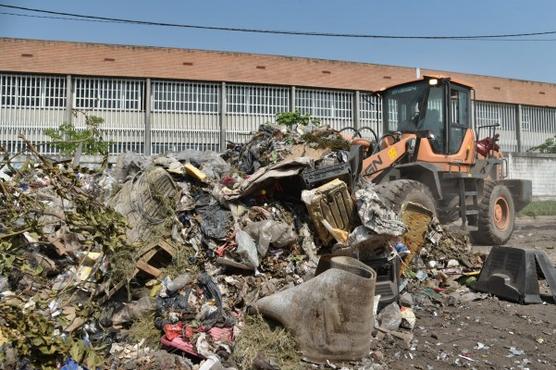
[475,215,556,261]
[386,216,556,370]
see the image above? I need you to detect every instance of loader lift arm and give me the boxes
[361,136,413,177]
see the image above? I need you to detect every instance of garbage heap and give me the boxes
[0,124,484,370]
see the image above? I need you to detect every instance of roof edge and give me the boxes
[0,36,418,71]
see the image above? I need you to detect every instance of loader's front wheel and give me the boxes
[374,179,436,217]
[373,179,436,273]
[471,181,515,245]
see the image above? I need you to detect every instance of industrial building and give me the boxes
[1,37,555,156]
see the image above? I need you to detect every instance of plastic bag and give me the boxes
[235,229,259,269]
[198,204,233,240]
[244,220,297,257]
[355,188,407,236]
[377,302,402,331]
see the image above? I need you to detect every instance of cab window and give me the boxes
[420,86,444,153]
[449,87,470,153]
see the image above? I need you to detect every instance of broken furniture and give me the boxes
[99,240,177,304]
[135,239,177,278]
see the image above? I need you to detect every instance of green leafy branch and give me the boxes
[45,114,110,158]
[528,135,556,154]
[276,111,320,127]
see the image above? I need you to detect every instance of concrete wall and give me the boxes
[508,152,556,199]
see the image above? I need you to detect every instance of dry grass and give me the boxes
[232,314,300,370]
[160,241,198,278]
[301,130,351,151]
[126,311,161,350]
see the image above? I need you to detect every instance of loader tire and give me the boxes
[438,195,460,224]
[471,181,515,245]
[374,180,436,217]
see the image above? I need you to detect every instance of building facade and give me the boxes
[1,37,555,155]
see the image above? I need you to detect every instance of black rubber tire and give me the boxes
[373,179,437,217]
[438,195,460,224]
[471,181,515,245]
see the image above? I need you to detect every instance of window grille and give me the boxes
[226,84,289,115]
[295,88,352,119]
[74,77,143,111]
[0,74,66,108]
[152,80,219,113]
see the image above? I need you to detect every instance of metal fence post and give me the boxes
[290,86,296,112]
[219,82,227,152]
[353,91,360,130]
[515,104,522,153]
[144,78,152,155]
[471,100,476,130]
[65,75,73,124]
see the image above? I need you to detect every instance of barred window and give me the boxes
[0,74,66,108]
[74,78,143,111]
[359,93,381,121]
[522,106,556,133]
[295,88,352,119]
[152,81,218,113]
[475,102,501,127]
[227,85,289,115]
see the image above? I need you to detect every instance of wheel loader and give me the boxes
[344,76,532,245]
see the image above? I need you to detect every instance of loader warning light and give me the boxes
[387,147,398,160]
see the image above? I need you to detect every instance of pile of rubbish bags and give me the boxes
[0,125,485,369]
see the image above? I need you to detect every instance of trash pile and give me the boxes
[0,125,486,369]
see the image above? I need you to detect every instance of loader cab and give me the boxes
[381,77,472,154]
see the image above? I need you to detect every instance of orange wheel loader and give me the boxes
[344,77,532,245]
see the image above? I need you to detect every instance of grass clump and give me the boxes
[519,200,556,217]
[160,242,198,278]
[126,312,161,350]
[302,130,351,151]
[232,314,300,370]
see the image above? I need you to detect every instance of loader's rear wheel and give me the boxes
[374,179,436,217]
[471,181,515,245]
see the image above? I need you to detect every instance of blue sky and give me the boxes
[1,0,556,83]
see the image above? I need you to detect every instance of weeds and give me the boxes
[519,200,556,217]
[126,312,160,349]
[232,314,300,370]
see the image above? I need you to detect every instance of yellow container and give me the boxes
[302,179,354,245]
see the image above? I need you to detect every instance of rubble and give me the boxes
[0,123,507,369]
